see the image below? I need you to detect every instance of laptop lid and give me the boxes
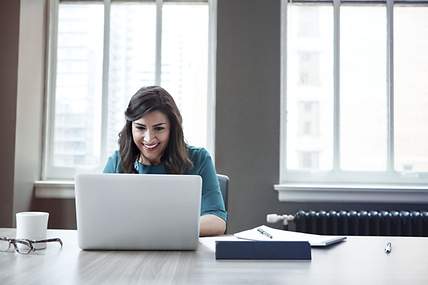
[75,173,202,250]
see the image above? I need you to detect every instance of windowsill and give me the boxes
[35,180,428,203]
[274,183,428,203]
[34,180,75,199]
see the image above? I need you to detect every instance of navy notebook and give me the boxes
[215,240,311,260]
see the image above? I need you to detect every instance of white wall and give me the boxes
[13,0,46,221]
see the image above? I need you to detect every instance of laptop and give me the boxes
[75,173,202,250]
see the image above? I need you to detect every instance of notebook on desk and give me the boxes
[75,173,202,250]
[234,225,346,247]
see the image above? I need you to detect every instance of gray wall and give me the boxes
[216,0,283,232]
[0,1,20,227]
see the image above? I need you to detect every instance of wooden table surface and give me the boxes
[1,228,428,285]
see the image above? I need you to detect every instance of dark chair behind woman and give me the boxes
[217,174,229,211]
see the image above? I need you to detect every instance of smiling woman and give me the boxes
[132,111,171,166]
[115,86,192,175]
[103,86,226,237]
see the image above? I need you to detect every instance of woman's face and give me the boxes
[132,111,171,165]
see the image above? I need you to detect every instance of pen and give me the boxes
[257,228,273,239]
[385,242,392,254]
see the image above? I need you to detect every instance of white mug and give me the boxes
[16,212,49,250]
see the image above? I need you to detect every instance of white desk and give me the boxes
[1,228,428,284]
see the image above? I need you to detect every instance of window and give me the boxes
[44,0,216,179]
[299,151,320,170]
[298,101,319,137]
[281,0,428,184]
[297,51,321,86]
[297,6,320,38]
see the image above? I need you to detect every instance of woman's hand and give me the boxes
[199,214,226,237]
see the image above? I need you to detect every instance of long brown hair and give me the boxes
[118,86,193,174]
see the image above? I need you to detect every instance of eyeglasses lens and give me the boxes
[0,240,11,252]
[14,240,32,254]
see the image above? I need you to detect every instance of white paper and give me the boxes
[234,225,346,247]
[199,236,242,252]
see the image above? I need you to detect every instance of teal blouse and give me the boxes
[103,146,227,222]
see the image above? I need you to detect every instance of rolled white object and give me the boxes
[266,214,283,223]
[16,212,49,250]
[266,214,294,225]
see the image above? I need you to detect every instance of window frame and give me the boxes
[278,0,428,201]
[43,0,217,180]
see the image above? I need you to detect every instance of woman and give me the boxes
[103,86,227,236]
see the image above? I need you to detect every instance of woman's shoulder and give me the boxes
[186,145,211,160]
[186,146,215,174]
[103,150,122,173]
[109,150,121,160]
[186,146,214,169]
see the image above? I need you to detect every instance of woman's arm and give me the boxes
[191,147,227,236]
[199,214,226,237]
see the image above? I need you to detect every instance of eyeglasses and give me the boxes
[0,237,63,254]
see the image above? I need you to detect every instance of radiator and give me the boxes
[292,210,428,236]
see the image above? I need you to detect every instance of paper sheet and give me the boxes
[199,236,242,252]
[234,225,346,247]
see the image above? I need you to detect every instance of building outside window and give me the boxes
[282,0,428,184]
[299,151,320,170]
[44,0,216,179]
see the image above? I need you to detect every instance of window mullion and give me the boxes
[43,0,60,180]
[386,0,395,172]
[155,0,163,85]
[207,0,217,157]
[333,0,341,171]
[101,0,111,164]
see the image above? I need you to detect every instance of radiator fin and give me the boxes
[294,210,428,236]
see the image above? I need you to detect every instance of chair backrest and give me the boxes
[217,174,229,211]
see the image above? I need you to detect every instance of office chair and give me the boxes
[217,174,229,212]
[217,174,229,233]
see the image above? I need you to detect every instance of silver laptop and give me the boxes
[75,173,202,250]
